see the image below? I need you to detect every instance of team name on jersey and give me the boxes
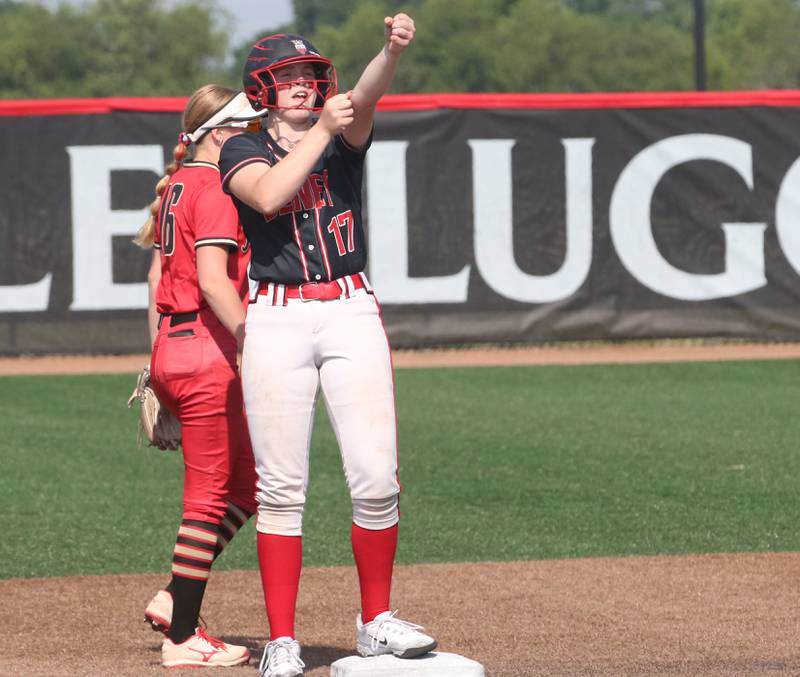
[266,170,334,222]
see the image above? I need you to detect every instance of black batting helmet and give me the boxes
[243,34,338,111]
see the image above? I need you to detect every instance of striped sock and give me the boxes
[216,501,253,557]
[172,520,218,580]
[165,502,253,596]
[168,520,218,643]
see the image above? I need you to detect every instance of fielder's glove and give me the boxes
[127,365,182,451]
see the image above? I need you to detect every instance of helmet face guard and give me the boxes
[243,35,338,113]
[250,56,338,112]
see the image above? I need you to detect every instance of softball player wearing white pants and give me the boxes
[244,277,401,535]
[219,14,436,677]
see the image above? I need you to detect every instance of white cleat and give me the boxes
[258,636,305,676]
[161,626,249,668]
[356,610,437,659]
[143,589,172,633]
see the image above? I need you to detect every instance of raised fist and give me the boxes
[384,13,415,55]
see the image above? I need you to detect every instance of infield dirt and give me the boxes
[2,342,799,676]
[2,554,799,676]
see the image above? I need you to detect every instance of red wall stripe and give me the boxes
[2,90,800,117]
[375,90,800,111]
[0,96,188,116]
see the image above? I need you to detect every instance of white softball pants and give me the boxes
[241,289,401,536]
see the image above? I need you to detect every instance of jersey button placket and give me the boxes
[300,213,323,283]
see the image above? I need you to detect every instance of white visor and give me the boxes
[187,92,267,143]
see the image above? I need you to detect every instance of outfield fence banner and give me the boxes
[2,92,800,355]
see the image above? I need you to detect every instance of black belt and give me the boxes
[158,311,198,329]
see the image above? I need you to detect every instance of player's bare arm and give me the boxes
[345,13,415,150]
[196,245,246,348]
[146,249,161,346]
[227,93,354,214]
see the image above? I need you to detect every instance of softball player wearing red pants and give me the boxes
[219,14,436,677]
[136,85,266,669]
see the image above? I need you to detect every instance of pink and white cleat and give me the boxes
[162,626,250,668]
[144,589,172,634]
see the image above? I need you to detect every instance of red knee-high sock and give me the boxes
[257,533,302,640]
[351,523,398,623]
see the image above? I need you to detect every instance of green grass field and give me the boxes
[1,359,798,580]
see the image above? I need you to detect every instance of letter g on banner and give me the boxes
[610,134,766,301]
[776,157,800,276]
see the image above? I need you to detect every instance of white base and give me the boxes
[330,652,485,677]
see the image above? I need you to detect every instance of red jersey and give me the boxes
[154,160,250,314]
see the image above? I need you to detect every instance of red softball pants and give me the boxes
[150,307,258,523]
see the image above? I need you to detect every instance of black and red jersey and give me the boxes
[154,160,250,314]
[218,127,370,285]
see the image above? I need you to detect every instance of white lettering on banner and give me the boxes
[610,134,767,301]
[775,157,800,276]
[66,145,163,310]
[367,141,471,303]
[470,138,594,303]
[7,134,793,314]
[0,274,52,312]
